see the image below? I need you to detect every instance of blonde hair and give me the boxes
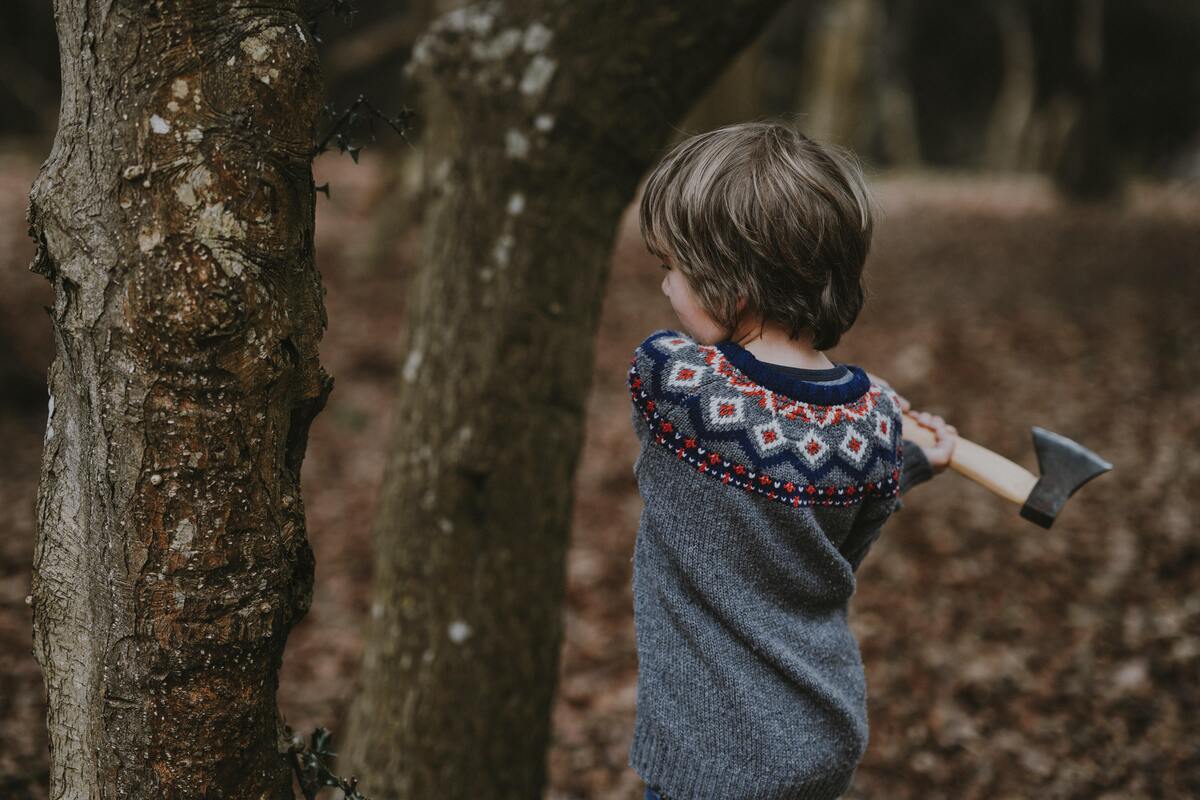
[639,118,877,350]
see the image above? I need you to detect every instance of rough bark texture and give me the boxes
[340,1,789,797]
[27,1,331,797]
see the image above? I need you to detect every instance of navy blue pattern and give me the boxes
[714,338,870,404]
[629,328,902,508]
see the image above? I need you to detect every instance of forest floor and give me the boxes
[0,145,1197,799]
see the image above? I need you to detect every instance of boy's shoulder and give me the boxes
[627,328,902,508]
[629,328,696,365]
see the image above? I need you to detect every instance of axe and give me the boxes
[899,411,1112,529]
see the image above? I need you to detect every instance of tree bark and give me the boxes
[340,1,789,797]
[27,1,331,797]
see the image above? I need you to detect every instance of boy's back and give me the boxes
[626,119,948,798]
[627,327,917,799]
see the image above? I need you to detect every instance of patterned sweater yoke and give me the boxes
[628,328,904,508]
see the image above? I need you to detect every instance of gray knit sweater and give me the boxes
[626,329,933,800]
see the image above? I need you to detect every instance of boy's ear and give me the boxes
[735,294,748,313]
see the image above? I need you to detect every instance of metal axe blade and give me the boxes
[1019,426,1114,529]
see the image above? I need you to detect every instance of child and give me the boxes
[626,120,957,800]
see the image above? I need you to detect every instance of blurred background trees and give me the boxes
[5,0,1197,188]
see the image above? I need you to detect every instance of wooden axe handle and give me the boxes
[900,410,1037,504]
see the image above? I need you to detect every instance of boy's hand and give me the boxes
[865,371,958,474]
[904,407,958,474]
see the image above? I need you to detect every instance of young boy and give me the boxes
[626,120,957,800]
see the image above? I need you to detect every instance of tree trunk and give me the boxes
[27,1,330,797]
[873,0,922,167]
[340,1,789,797]
[984,0,1038,171]
[1049,0,1119,200]
[799,0,920,165]
[682,34,771,135]
[801,0,878,147]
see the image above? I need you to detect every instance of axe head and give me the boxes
[1020,426,1113,529]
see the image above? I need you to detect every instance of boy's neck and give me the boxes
[726,324,836,371]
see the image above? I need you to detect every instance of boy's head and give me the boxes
[639,119,876,350]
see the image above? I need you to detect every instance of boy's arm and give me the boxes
[841,494,897,573]
[868,367,950,510]
[840,441,932,571]
[896,438,934,510]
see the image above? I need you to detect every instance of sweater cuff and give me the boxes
[899,439,934,497]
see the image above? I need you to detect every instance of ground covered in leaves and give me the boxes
[0,145,1196,799]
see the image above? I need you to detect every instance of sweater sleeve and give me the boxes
[899,439,933,495]
[866,375,930,503]
[840,494,899,573]
[838,442,930,571]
